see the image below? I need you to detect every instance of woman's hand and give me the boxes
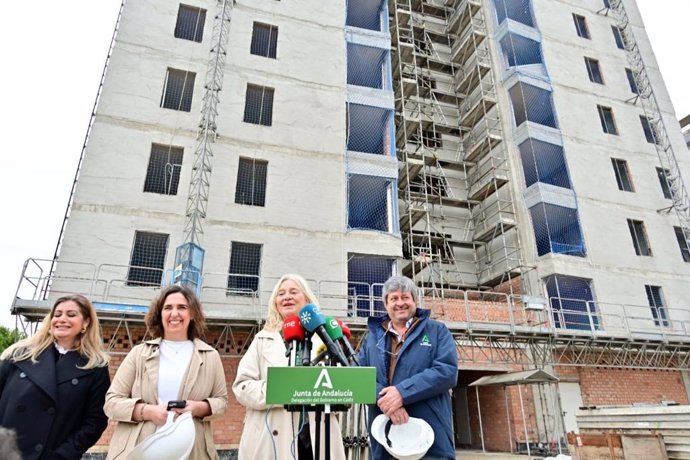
[173,400,211,419]
[144,403,169,426]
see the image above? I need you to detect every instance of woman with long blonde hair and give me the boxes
[233,274,347,460]
[0,294,110,460]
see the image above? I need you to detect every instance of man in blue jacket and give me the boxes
[357,275,458,460]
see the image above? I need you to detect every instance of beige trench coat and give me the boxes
[233,330,347,460]
[104,338,228,459]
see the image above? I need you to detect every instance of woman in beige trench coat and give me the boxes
[104,285,228,459]
[233,274,347,460]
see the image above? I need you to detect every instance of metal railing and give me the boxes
[11,257,690,343]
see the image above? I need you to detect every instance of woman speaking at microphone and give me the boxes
[233,273,346,460]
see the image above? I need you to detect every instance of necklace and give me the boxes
[162,339,190,354]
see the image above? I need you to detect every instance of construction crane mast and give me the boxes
[174,0,234,291]
[607,0,690,248]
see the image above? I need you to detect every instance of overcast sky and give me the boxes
[0,1,687,328]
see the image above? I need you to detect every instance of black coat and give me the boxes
[0,347,110,460]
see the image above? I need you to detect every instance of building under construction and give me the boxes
[11,0,690,456]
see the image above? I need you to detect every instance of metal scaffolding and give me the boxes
[390,0,525,299]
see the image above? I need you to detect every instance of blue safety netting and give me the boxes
[500,33,543,67]
[346,0,385,31]
[347,103,393,155]
[545,274,598,330]
[519,139,571,189]
[347,174,395,232]
[530,203,586,257]
[508,82,557,128]
[492,0,534,27]
[348,43,389,90]
[348,254,393,317]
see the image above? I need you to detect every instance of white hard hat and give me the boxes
[127,411,195,460]
[371,414,434,460]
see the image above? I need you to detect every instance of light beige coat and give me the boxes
[104,338,227,459]
[233,330,347,460]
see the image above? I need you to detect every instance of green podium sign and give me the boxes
[266,366,376,405]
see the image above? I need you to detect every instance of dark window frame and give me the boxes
[584,57,604,84]
[656,167,673,199]
[627,219,652,256]
[161,68,196,112]
[612,26,625,49]
[611,158,634,192]
[174,4,206,42]
[597,105,618,135]
[573,14,590,39]
[625,68,639,95]
[235,157,268,207]
[143,144,184,195]
[640,115,661,144]
[250,22,278,59]
[674,226,690,262]
[126,231,169,287]
[243,84,275,126]
[645,285,669,327]
[227,242,262,296]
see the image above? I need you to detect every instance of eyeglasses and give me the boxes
[376,332,402,358]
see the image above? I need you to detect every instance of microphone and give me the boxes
[302,331,313,367]
[282,315,305,366]
[311,343,328,366]
[299,304,349,366]
[323,317,346,365]
[335,319,361,366]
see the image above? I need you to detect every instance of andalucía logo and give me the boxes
[420,334,432,347]
[300,310,312,324]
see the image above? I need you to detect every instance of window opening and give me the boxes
[144,144,183,195]
[597,105,618,135]
[161,68,196,112]
[612,26,625,49]
[611,158,633,192]
[250,22,278,58]
[625,68,638,94]
[348,254,394,317]
[227,242,262,296]
[545,275,597,330]
[174,4,206,42]
[235,158,268,206]
[127,231,169,286]
[243,84,274,126]
[640,116,659,144]
[645,285,669,327]
[674,227,690,262]
[656,167,673,199]
[627,219,652,256]
[573,14,590,39]
[585,57,603,84]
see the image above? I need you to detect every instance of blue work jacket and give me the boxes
[357,309,458,460]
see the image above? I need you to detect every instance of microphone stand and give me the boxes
[314,404,322,460]
[324,404,331,460]
[289,341,297,366]
[285,340,352,460]
[302,335,313,367]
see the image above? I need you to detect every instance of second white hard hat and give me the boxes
[371,414,435,460]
